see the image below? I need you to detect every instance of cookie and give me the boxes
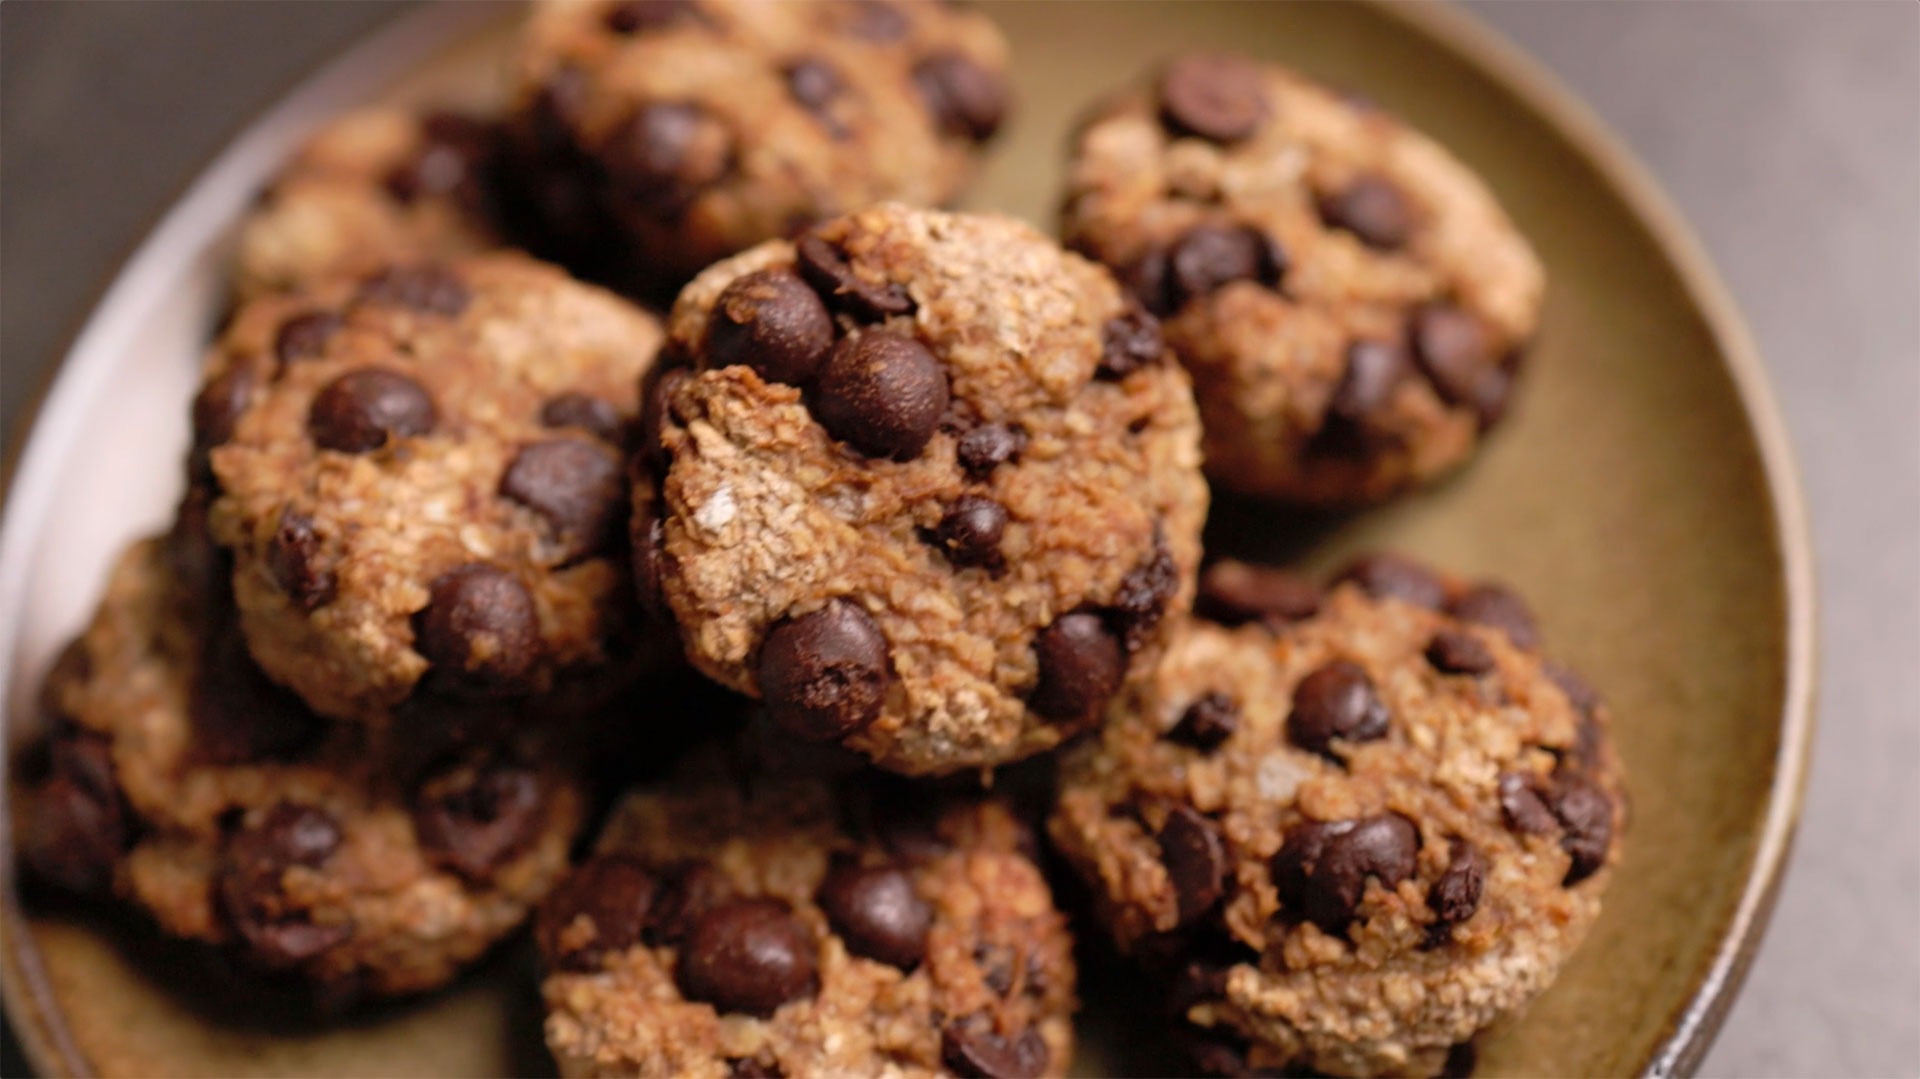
[508,0,1012,295]
[536,728,1076,1077]
[199,251,666,723]
[235,107,506,299]
[1060,54,1545,504]
[640,204,1208,775]
[1049,556,1622,1077]
[15,534,587,1000]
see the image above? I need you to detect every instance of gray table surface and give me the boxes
[2,3,1915,1076]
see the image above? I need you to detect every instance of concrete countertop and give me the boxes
[2,3,1915,1076]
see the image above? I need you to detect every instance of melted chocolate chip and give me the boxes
[1029,612,1125,723]
[1429,839,1485,926]
[706,268,835,385]
[218,804,351,966]
[757,600,891,740]
[795,233,914,321]
[413,757,546,881]
[307,367,437,453]
[676,897,818,1016]
[817,858,932,969]
[813,331,949,460]
[413,564,542,696]
[1271,814,1418,934]
[265,510,335,611]
[536,856,658,970]
[1287,660,1390,756]
[1169,691,1239,750]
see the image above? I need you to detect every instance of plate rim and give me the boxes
[0,2,1817,1077]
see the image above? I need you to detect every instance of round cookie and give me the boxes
[235,106,506,299]
[200,251,666,723]
[536,730,1077,1078]
[15,534,587,1001]
[1060,54,1545,504]
[508,0,1012,294]
[1049,556,1622,1077]
[640,204,1208,775]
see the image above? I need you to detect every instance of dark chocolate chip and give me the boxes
[913,53,1007,142]
[956,423,1025,476]
[1169,691,1238,750]
[604,0,693,33]
[795,233,914,321]
[1122,247,1175,317]
[1449,584,1539,650]
[356,264,470,315]
[1195,560,1322,628]
[536,856,658,970]
[757,600,891,740]
[1549,772,1614,884]
[1325,339,1410,432]
[784,58,846,133]
[1287,660,1390,756]
[1159,805,1228,923]
[817,858,932,969]
[1098,305,1163,379]
[1167,225,1267,307]
[639,366,691,473]
[1029,612,1125,723]
[1319,174,1413,250]
[1158,53,1268,144]
[385,113,497,210]
[192,366,254,458]
[307,367,437,453]
[1498,772,1556,835]
[941,1020,1048,1079]
[813,331,949,460]
[273,312,342,368]
[1409,303,1493,408]
[706,268,836,385]
[500,438,626,559]
[647,860,729,945]
[218,803,350,966]
[413,757,546,882]
[540,392,625,445]
[1441,1041,1478,1079]
[266,510,335,611]
[842,0,909,40]
[22,730,127,895]
[1334,552,1446,609]
[676,897,818,1016]
[191,625,323,764]
[849,777,952,863]
[935,495,1008,569]
[1112,537,1179,653]
[1271,814,1418,933]
[413,564,542,695]
[607,102,733,217]
[976,942,1017,996]
[1425,629,1496,675]
[1429,839,1485,926]
[632,499,672,621]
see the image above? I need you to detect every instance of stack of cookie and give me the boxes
[15,3,1622,1077]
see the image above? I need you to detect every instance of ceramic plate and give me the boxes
[0,2,1814,1076]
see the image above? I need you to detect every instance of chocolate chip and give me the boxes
[1449,584,1539,650]
[273,312,342,368]
[607,103,733,217]
[501,438,625,560]
[266,510,335,611]
[1159,805,1228,923]
[941,1021,1048,1079]
[639,366,691,473]
[1425,629,1496,675]
[1334,552,1446,609]
[1325,339,1410,435]
[1029,612,1125,723]
[356,264,470,315]
[1319,175,1413,250]
[1169,691,1238,749]
[413,757,546,882]
[647,860,729,945]
[707,268,835,385]
[757,600,891,740]
[537,856,658,970]
[385,114,497,211]
[413,564,542,695]
[795,233,914,322]
[1098,306,1163,379]
[1113,538,1178,652]
[1271,814,1418,933]
[1195,560,1322,628]
[603,0,693,33]
[842,0,909,40]
[676,897,818,1015]
[1549,772,1614,884]
[817,858,932,969]
[1498,772,1556,835]
[976,942,1017,995]
[307,367,437,453]
[632,499,672,620]
[935,495,1008,569]
[956,423,1025,476]
[1167,225,1272,308]
[848,777,952,863]
[1158,53,1268,143]
[22,730,127,895]
[191,625,323,764]
[1409,303,1493,408]
[218,804,351,966]
[913,53,1007,142]
[784,58,846,134]
[192,366,254,459]
[813,331,949,459]
[1441,1041,1478,1079]
[1429,839,1485,926]
[1287,660,1389,756]
[540,392,625,445]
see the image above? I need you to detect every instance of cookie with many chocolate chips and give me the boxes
[235,107,507,299]
[507,0,1011,296]
[1049,555,1621,1077]
[536,725,1076,1077]
[1061,54,1545,504]
[640,204,1208,774]
[13,537,587,1000]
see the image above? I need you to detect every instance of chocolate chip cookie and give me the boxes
[536,726,1077,1077]
[1049,556,1622,1077]
[1061,54,1545,504]
[15,535,587,1000]
[639,204,1208,775]
[508,0,1012,295]
[235,107,506,299]
[199,251,666,723]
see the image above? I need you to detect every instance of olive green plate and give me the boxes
[0,2,1814,1076]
